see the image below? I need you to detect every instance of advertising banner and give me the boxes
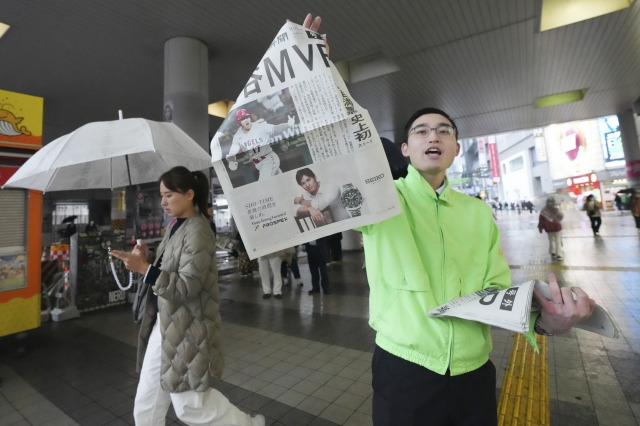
[487,136,500,181]
[544,120,606,180]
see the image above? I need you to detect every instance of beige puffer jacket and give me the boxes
[136,213,223,392]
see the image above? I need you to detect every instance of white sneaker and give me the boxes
[251,414,266,426]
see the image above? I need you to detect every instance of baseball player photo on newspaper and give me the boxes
[210,20,401,259]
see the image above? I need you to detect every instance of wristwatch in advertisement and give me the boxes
[340,183,363,217]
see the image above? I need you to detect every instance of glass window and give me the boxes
[509,156,524,172]
[53,202,89,225]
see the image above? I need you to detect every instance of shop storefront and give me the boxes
[0,89,44,336]
[566,173,601,209]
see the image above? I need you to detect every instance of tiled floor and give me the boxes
[0,205,639,425]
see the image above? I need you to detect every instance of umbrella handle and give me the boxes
[109,258,134,290]
[106,243,133,290]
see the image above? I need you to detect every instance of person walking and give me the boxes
[614,194,624,214]
[111,166,264,426]
[327,232,343,264]
[235,232,257,276]
[538,196,564,260]
[258,250,285,299]
[207,203,217,236]
[281,246,303,287]
[304,238,329,295]
[584,194,602,235]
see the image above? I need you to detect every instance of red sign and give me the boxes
[487,136,500,180]
[626,159,640,178]
[0,165,19,186]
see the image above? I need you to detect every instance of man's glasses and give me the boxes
[410,124,455,138]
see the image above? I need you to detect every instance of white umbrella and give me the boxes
[2,115,212,294]
[3,117,212,192]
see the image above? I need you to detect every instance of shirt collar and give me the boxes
[406,165,450,200]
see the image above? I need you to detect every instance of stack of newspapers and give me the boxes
[427,279,617,337]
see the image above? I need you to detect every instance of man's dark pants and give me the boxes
[304,241,328,292]
[372,345,498,426]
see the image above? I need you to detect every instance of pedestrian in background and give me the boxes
[206,203,217,236]
[327,232,343,264]
[538,197,564,260]
[259,250,285,299]
[236,232,257,276]
[281,246,303,287]
[304,238,329,295]
[584,194,602,236]
[614,194,624,214]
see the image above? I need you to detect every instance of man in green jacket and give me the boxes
[358,107,595,425]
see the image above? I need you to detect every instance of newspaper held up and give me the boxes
[427,279,618,338]
[210,22,401,259]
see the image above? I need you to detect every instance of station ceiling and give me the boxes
[1,1,639,147]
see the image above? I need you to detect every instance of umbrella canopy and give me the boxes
[61,215,78,223]
[3,118,212,192]
[617,188,635,194]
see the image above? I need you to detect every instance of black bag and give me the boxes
[132,278,150,324]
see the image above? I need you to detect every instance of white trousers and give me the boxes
[258,256,283,295]
[546,231,563,257]
[134,317,254,426]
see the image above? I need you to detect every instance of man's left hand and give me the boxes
[533,273,596,334]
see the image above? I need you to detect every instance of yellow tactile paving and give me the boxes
[499,223,639,424]
[498,231,552,426]
[498,332,549,425]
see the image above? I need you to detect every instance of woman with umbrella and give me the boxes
[110,166,264,425]
[59,215,78,238]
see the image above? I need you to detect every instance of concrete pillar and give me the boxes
[618,109,640,189]
[163,37,209,151]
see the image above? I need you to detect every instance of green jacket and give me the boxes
[359,165,512,376]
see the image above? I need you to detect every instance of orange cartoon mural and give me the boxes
[0,89,43,147]
[0,108,33,136]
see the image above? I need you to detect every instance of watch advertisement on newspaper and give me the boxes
[210,21,401,258]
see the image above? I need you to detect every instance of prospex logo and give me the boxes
[365,173,384,184]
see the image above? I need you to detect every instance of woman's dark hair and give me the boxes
[159,166,211,220]
[403,107,458,141]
